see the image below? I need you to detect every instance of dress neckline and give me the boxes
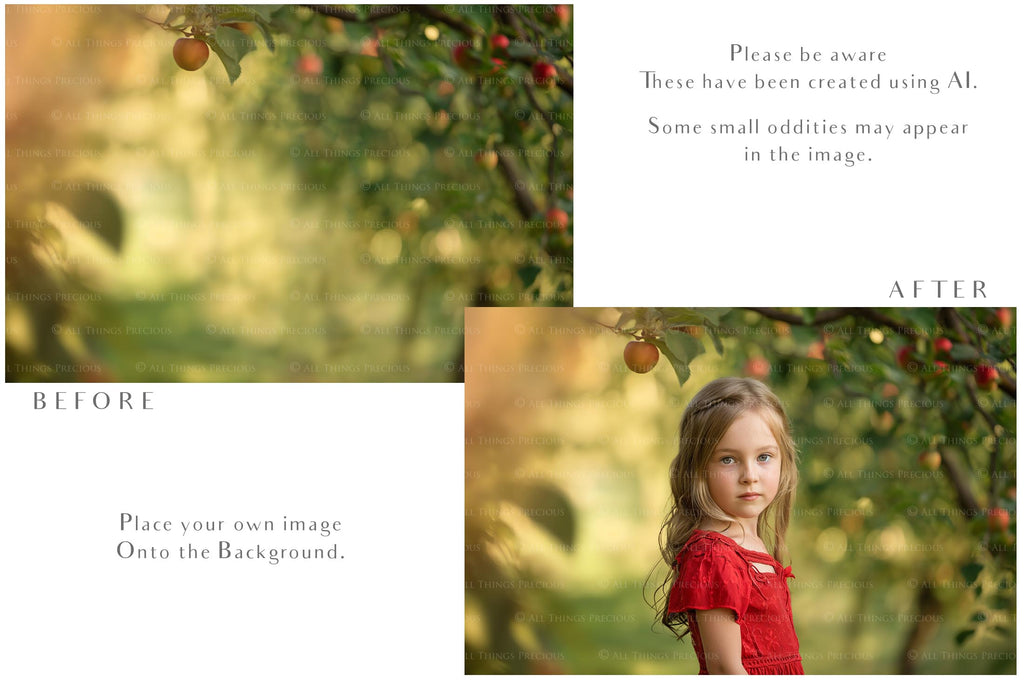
[690,529,781,565]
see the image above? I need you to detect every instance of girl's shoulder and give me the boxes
[675,529,779,569]
[675,529,744,566]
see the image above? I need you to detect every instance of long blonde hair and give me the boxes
[653,377,799,638]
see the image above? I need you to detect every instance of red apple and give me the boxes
[545,207,568,233]
[807,341,825,360]
[452,43,475,70]
[918,450,941,471]
[490,34,510,52]
[995,307,1012,330]
[474,150,498,170]
[531,61,557,89]
[359,36,379,57]
[744,357,770,380]
[624,341,659,374]
[875,411,895,432]
[546,5,571,28]
[933,337,953,357]
[897,345,916,372]
[975,364,998,390]
[173,38,210,71]
[487,57,506,75]
[296,53,324,76]
[987,507,1010,533]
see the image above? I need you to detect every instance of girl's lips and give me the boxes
[739,493,761,500]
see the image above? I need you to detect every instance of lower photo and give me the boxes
[464,307,1016,674]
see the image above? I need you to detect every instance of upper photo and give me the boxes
[6,4,573,382]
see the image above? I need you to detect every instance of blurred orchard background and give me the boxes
[6,4,572,382]
[465,307,1016,674]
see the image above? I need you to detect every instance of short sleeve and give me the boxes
[667,537,751,623]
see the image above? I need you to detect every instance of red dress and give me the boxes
[668,529,803,675]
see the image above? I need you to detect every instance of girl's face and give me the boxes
[706,409,782,523]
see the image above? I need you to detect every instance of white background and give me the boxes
[1,384,464,680]
[576,0,1022,306]
[2,1,1021,680]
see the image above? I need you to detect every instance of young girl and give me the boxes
[656,377,803,674]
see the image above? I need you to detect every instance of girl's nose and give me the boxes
[740,462,759,483]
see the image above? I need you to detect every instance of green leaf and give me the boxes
[486,519,519,553]
[250,4,281,22]
[954,629,975,646]
[214,26,256,61]
[32,220,66,256]
[662,308,704,326]
[614,309,633,330]
[667,356,691,385]
[164,7,186,25]
[899,309,933,335]
[707,327,725,355]
[700,308,731,325]
[950,344,980,361]
[54,183,124,252]
[664,329,704,365]
[507,44,537,59]
[254,19,276,52]
[208,5,280,23]
[961,562,984,585]
[510,483,575,549]
[516,264,541,289]
[207,39,242,84]
[654,339,691,386]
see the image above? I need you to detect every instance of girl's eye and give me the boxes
[758,453,773,462]
[720,456,735,464]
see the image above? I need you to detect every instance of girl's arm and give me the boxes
[694,609,747,675]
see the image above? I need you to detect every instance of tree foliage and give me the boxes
[6,4,573,381]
